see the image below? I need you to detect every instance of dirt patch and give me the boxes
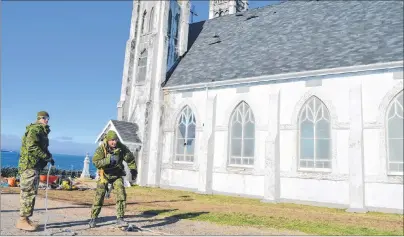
[1,192,301,236]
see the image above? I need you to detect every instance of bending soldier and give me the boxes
[89,130,137,228]
[16,111,55,231]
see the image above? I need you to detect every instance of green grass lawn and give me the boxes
[2,185,403,235]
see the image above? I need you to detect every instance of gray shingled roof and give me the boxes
[111,120,141,143]
[164,0,403,87]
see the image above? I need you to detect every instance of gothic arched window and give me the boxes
[386,90,403,174]
[229,101,255,166]
[149,8,155,32]
[175,106,196,162]
[137,49,147,82]
[141,10,147,34]
[298,96,332,170]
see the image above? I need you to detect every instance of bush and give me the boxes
[1,167,18,178]
[1,167,83,178]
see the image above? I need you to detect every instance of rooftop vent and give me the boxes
[209,34,221,45]
[208,40,221,45]
[245,15,258,21]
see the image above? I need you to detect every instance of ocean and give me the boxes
[0,151,97,174]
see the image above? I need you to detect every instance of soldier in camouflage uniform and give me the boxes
[89,130,137,228]
[16,111,55,231]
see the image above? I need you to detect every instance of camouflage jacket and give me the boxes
[92,141,137,179]
[18,123,52,172]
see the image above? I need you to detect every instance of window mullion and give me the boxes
[184,118,188,161]
[241,112,245,162]
[313,123,317,168]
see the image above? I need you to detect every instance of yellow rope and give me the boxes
[98,142,108,184]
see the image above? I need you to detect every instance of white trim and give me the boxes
[94,120,142,146]
[163,61,404,91]
[169,100,202,129]
[94,120,113,143]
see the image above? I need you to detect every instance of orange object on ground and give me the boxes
[39,175,58,184]
[7,177,16,187]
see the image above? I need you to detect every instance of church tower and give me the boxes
[209,0,248,19]
[117,0,190,186]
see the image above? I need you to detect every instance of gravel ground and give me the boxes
[1,192,305,236]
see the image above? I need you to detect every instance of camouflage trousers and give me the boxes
[19,169,40,217]
[90,177,127,219]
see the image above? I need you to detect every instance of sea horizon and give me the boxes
[1,151,97,173]
[0,149,91,157]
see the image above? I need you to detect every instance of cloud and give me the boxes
[55,136,73,141]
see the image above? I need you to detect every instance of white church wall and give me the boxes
[361,71,403,213]
[365,183,403,211]
[280,178,350,206]
[212,173,265,197]
[160,68,403,212]
[160,168,199,190]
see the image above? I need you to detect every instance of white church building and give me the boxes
[96,0,403,214]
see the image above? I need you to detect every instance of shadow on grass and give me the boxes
[141,211,209,229]
[139,209,179,218]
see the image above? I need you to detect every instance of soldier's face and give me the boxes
[108,139,117,148]
[38,116,49,125]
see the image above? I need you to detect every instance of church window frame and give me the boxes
[141,10,147,34]
[149,7,155,32]
[228,101,255,166]
[137,48,148,83]
[386,90,404,175]
[298,96,332,172]
[174,106,196,163]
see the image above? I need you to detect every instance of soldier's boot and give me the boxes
[27,219,39,229]
[116,218,129,228]
[16,217,38,231]
[88,218,97,228]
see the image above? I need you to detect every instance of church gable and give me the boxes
[164,1,403,87]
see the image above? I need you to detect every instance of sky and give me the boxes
[1,0,276,155]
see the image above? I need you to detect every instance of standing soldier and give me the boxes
[89,130,137,228]
[16,111,55,231]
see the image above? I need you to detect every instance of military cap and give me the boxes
[105,130,118,141]
[37,111,50,118]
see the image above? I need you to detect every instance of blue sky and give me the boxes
[1,0,275,154]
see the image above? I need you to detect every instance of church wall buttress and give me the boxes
[118,0,141,121]
[119,0,191,186]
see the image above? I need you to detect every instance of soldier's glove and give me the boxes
[110,154,118,166]
[130,169,138,179]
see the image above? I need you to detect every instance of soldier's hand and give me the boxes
[130,169,138,179]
